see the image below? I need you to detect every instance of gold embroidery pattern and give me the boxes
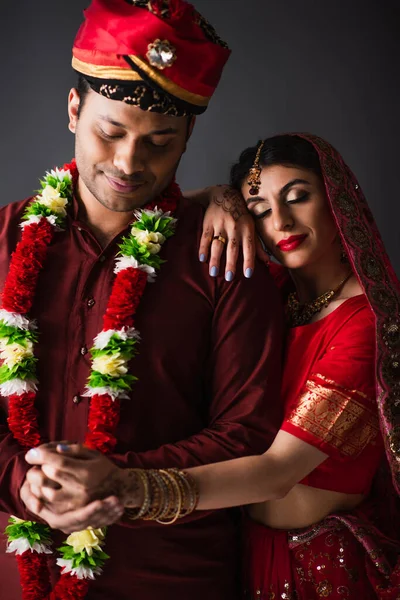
[286,375,379,457]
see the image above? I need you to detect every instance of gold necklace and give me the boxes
[286,271,353,327]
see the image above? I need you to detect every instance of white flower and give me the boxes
[0,340,34,368]
[93,327,139,350]
[82,386,130,401]
[49,167,71,182]
[134,208,163,220]
[37,185,68,216]
[7,538,52,555]
[57,558,102,580]
[0,378,38,395]
[0,310,35,331]
[92,353,128,377]
[114,256,156,282]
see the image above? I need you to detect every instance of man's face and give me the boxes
[68,87,191,212]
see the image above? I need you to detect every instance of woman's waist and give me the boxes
[247,483,365,530]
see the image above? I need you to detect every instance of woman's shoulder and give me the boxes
[326,294,375,349]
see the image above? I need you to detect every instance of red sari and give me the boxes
[243,133,400,599]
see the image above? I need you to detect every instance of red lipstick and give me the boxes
[276,234,308,252]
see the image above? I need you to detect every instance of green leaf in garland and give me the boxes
[90,336,138,359]
[57,545,110,570]
[118,236,165,269]
[6,517,52,547]
[0,357,37,384]
[88,371,138,391]
[0,322,38,346]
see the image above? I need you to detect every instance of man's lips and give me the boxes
[104,174,145,193]
[276,234,308,251]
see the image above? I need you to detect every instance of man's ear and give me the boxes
[68,88,80,133]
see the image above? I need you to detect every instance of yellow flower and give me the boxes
[38,185,68,215]
[147,242,161,254]
[92,353,128,377]
[0,341,34,368]
[66,528,105,556]
[132,229,165,246]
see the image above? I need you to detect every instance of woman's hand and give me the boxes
[197,185,269,280]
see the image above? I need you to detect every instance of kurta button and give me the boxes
[72,395,81,405]
[80,346,88,355]
[99,256,106,263]
[87,298,95,308]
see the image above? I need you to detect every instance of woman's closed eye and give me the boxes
[251,191,311,220]
[286,191,310,205]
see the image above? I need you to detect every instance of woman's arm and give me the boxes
[118,430,327,511]
[188,430,327,510]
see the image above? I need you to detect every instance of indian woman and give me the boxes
[137,133,400,598]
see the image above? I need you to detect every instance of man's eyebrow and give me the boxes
[148,127,179,135]
[98,117,179,136]
[98,115,127,128]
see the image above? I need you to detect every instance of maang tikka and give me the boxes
[247,140,265,195]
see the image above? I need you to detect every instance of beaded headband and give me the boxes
[247,140,265,195]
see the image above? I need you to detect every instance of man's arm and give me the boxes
[0,419,32,517]
[22,260,284,531]
[113,261,284,469]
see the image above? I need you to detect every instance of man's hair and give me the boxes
[230,135,322,191]
[77,76,92,118]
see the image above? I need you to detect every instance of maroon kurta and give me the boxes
[0,193,283,599]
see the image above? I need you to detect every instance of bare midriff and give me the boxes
[248,484,365,530]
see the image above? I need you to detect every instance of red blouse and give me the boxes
[280,292,384,494]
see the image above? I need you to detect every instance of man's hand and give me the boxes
[20,474,124,533]
[25,443,124,511]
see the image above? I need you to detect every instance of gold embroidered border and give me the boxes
[72,55,210,107]
[286,375,379,457]
[72,57,144,82]
[127,55,210,106]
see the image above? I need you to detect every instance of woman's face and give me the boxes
[242,164,338,270]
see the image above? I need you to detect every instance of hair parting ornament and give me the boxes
[247,140,265,195]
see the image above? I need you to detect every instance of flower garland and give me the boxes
[0,161,180,599]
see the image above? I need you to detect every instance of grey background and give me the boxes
[1,0,399,272]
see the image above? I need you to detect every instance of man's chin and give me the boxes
[98,188,154,213]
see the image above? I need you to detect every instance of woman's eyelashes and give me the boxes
[285,191,310,205]
[253,191,310,220]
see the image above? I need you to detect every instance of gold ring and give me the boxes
[212,235,227,245]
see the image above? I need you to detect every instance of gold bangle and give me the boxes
[171,469,199,515]
[142,470,163,521]
[156,470,183,525]
[124,469,151,521]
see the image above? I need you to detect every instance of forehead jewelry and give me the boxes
[247,140,265,196]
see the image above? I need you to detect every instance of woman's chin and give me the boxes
[274,252,311,271]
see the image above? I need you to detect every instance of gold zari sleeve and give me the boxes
[286,374,380,457]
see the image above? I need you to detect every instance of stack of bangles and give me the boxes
[125,468,200,525]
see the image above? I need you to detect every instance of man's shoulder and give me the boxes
[0,197,33,228]
[173,195,206,245]
[178,195,205,222]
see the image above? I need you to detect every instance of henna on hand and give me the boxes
[211,186,247,222]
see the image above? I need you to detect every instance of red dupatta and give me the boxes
[291,133,400,500]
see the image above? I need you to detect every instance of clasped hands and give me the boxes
[20,443,141,533]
